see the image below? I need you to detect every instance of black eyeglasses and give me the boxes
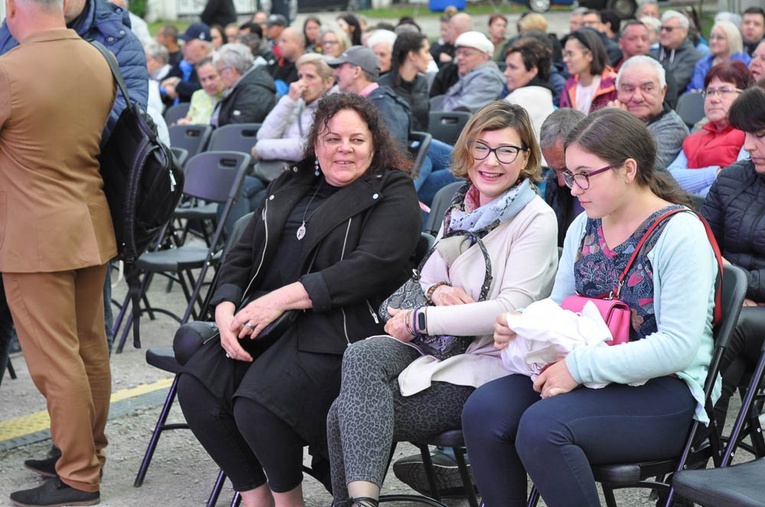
[471,141,526,164]
[562,164,616,189]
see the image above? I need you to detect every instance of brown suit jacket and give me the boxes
[0,29,117,273]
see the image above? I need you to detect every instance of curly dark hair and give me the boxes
[304,93,413,176]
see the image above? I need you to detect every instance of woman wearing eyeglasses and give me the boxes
[559,29,618,113]
[319,25,350,58]
[463,108,717,507]
[668,61,754,196]
[686,21,751,93]
[327,102,558,507]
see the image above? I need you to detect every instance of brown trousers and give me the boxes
[3,263,110,492]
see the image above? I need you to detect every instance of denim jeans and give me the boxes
[462,374,695,507]
[221,175,266,237]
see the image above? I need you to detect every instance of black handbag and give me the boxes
[379,231,493,360]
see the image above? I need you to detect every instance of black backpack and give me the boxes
[91,41,184,348]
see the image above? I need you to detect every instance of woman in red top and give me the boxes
[668,61,754,195]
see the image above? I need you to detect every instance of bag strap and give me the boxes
[415,230,494,302]
[89,40,131,107]
[612,207,723,326]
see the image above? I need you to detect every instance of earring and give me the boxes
[314,158,320,176]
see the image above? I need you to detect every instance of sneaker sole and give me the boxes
[12,499,100,507]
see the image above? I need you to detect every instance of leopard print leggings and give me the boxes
[327,336,475,501]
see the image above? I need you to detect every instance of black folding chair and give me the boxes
[133,211,254,490]
[673,321,765,506]
[423,182,462,236]
[526,264,748,507]
[206,123,261,153]
[113,151,250,353]
[168,124,213,158]
[164,103,190,126]
[409,131,432,183]
[675,92,705,130]
[428,111,470,146]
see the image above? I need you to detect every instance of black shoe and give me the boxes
[10,477,99,506]
[392,449,476,498]
[23,446,61,478]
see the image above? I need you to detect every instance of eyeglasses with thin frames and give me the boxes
[471,141,526,164]
[703,86,743,98]
[562,164,616,189]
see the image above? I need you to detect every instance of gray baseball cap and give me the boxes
[326,46,380,80]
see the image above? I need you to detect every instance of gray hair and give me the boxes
[366,29,397,52]
[213,43,254,75]
[661,10,690,30]
[713,20,744,56]
[617,55,667,88]
[539,108,586,150]
[640,16,661,35]
[29,0,63,10]
[144,41,169,64]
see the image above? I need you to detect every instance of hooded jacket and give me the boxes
[559,67,618,113]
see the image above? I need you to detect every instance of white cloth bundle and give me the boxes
[500,298,614,388]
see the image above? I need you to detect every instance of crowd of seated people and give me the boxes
[129,9,765,505]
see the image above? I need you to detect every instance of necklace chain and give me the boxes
[296,180,323,241]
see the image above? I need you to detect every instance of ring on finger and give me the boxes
[246,322,256,329]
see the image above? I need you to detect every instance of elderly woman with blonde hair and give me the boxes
[687,20,751,92]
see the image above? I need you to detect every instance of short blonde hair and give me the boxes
[518,13,548,33]
[452,101,542,183]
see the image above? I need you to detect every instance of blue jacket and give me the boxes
[686,52,751,93]
[0,0,148,141]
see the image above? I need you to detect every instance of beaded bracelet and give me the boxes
[426,282,450,304]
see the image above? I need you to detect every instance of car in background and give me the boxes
[518,0,637,19]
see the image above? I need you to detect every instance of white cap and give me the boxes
[455,31,494,56]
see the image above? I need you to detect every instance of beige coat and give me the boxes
[398,195,559,395]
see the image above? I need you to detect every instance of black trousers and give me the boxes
[714,306,765,427]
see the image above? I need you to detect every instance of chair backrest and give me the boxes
[675,92,705,129]
[170,147,189,169]
[182,151,251,204]
[429,111,471,145]
[408,131,432,182]
[423,181,463,236]
[430,94,445,112]
[169,124,213,157]
[207,123,262,153]
[673,264,747,473]
[164,103,190,125]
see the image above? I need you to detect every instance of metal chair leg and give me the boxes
[134,375,188,486]
[207,469,226,507]
[453,446,478,507]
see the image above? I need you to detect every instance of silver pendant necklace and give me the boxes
[296,180,323,241]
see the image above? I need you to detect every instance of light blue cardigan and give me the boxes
[551,210,719,423]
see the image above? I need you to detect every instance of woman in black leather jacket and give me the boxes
[700,86,765,426]
[177,93,422,506]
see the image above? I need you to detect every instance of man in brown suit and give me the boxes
[0,0,116,505]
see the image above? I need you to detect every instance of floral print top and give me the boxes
[574,205,685,341]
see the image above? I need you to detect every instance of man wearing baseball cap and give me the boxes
[162,23,214,104]
[327,46,411,150]
[436,31,505,113]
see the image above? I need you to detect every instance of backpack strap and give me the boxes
[89,40,131,106]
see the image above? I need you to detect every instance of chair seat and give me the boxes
[412,429,465,449]
[146,347,182,374]
[673,458,765,507]
[591,459,677,485]
[174,202,217,220]
[137,246,211,271]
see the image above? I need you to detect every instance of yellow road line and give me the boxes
[0,377,174,442]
